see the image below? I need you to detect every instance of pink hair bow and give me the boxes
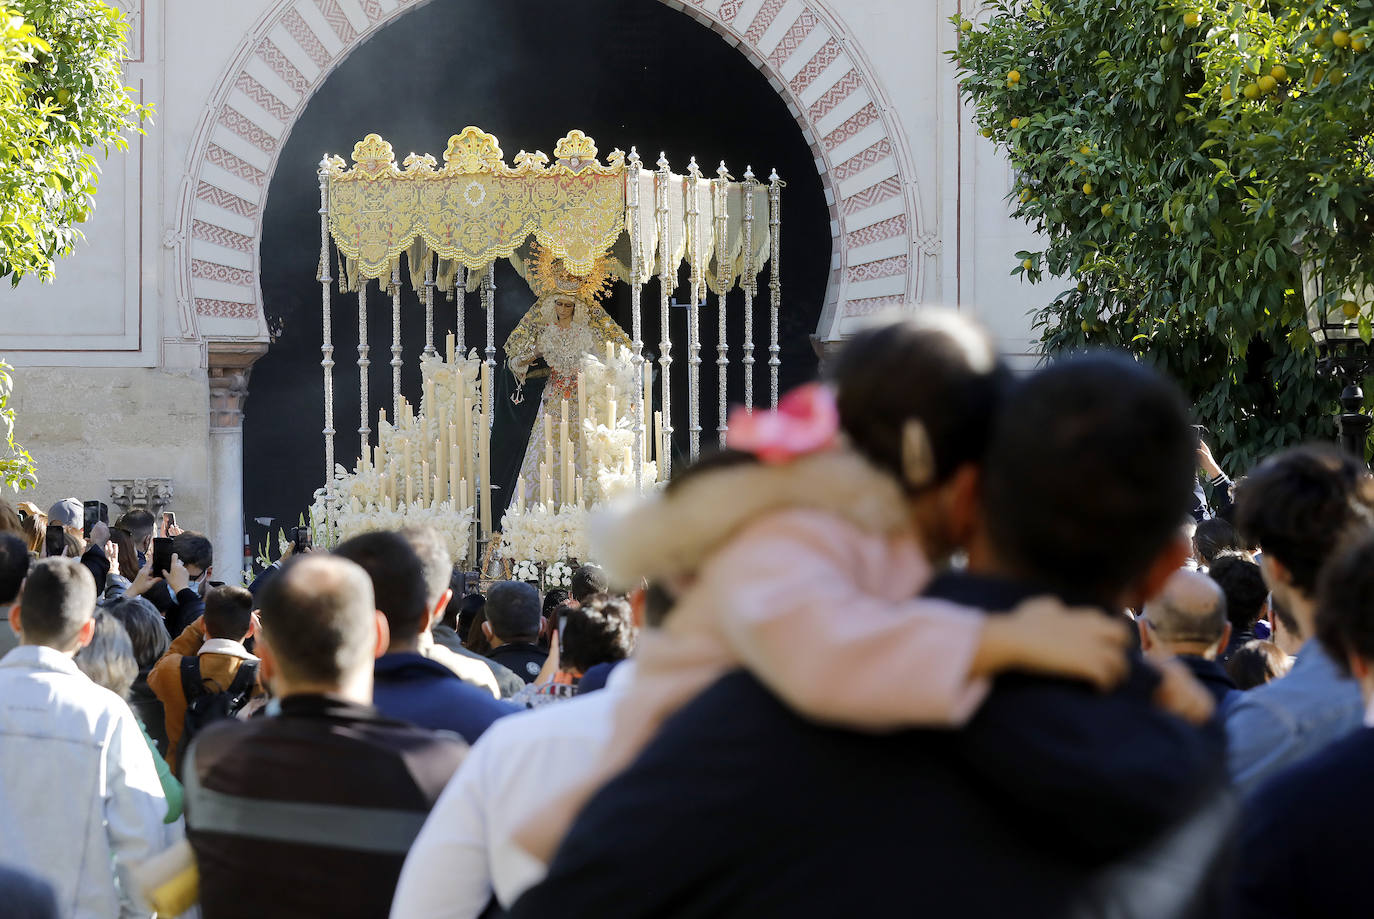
[727,383,839,464]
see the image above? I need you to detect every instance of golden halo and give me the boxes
[528,242,614,304]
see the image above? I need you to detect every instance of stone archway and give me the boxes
[172,0,927,349]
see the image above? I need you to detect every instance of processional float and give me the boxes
[312,127,784,572]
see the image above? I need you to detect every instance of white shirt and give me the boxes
[390,662,633,918]
[0,645,168,918]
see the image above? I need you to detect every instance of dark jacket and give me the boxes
[0,863,58,919]
[485,642,548,684]
[431,625,525,699]
[512,573,1231,919]
[185,694,467,919]
[1179,655,1240,711]
[372,653,518,742]
[78,544,110,595]
[1229,726,1374,918]
[146,583,205,637]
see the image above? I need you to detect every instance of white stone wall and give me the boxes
[0,0,1053,539]
[9,366,212,534]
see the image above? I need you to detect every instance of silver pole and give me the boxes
[655,154,674,479]
[769,170,785,410]
[357,281,370,447]
[423,253,436,358]
[628,149,645,493]
[390,260,402,423]
[714,162,731,448]
[454,265,467,356]
[317,158,336,535]
[687,157,703,461]
[483,263,496,424]
[742,166,757,413]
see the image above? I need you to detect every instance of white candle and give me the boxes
[406,474,414,506]
[606,341,615,364]
[564,454,574,508]
[624,446,633,472]
[433,473,442,508]
[544,412,554,477]
[446,332,456,365]
[450,460,459,507]
[575,475,584,509]
[421,459,430,506]
[608,384,617,430]
[460,476,468,511]
[516,477,525,513]
[653,410,662,464]
[543,466,553,509]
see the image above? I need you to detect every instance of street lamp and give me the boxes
[1302,259,1373,462]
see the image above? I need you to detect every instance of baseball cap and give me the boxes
[47,498,82,529]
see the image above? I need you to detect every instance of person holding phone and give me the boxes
[45,499,110,593]
[124,532,215,636]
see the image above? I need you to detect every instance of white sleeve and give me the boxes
[390,736,497,919]
[103,705,169,919]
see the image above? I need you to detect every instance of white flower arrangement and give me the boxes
[308,486,475,563]
[546,560,574,589]
[512,559,540,583]
[500,502,588,565]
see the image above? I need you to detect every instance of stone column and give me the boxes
[208,343,267,586]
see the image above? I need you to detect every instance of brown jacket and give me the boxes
[148,618,265,774]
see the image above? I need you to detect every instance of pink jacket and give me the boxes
[517,447,990,861]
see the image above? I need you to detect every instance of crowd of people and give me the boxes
[1,311,1372,918]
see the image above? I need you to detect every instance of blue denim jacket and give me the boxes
[1224,639,1364,796]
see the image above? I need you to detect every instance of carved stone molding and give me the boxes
[208,342,269,431]
[109,478,174,518]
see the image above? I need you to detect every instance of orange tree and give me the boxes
[953,1,1374,469]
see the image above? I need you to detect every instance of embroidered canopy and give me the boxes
[323,127,772,291]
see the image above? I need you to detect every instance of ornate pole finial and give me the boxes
[744,165,756,182]
[688,156,702,179]
[628,147,642,168]
[657,151,670,171]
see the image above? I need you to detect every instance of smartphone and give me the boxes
[82,501,108,540]
[291,527,312,552]
[45,524,65,557]
[152,537,174,576]
[558,609,570,654]
[161,511,176,534]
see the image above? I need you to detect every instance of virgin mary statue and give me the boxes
[502,248,630,506]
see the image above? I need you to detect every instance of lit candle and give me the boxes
[433,473,442,508]
[543,465,553,509]
[608,384,617,430]
[460,476,468,511]
[446,332,456,365]
[516,477,525,513]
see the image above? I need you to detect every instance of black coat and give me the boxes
[1229,726,1374,918]
[512,573,1232,919]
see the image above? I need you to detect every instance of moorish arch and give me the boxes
[171,0,931,357]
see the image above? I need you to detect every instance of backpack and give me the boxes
[178,656,259,771]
